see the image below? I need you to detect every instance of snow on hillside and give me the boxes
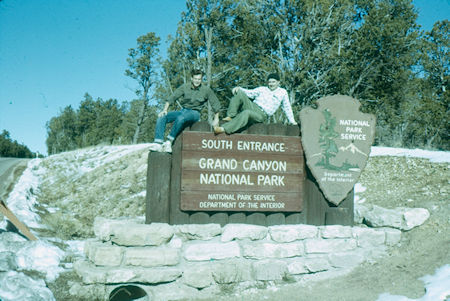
[0,145,449,300]
[370,146,450,163]
[2,144,151,231]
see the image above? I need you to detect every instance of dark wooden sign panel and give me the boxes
[180,132,305,212]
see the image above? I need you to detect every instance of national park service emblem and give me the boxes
[300,95,376,205]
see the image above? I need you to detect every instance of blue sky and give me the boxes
[0,0,448,156]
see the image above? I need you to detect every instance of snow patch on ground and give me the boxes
[370,146,450,163]
[377,265,450,301]
[2,158,44,229]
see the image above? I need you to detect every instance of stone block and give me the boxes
[353,227,385,247]
[354,203,369,224]
[111,223,174,246]
[168,236,183,249]
[320,225,352,238]
[328,252,365,268]
[93,217,143,241]
[83,239,96,257]
[304,239,357,254]
[184,241,240,261]
[124,247,180,267]
[287,260,308,275]
[269,225,318,242]
[241,242,304,259]
[221,224,267,242]
[383,227,402,246]
[357,205,430,231]
[182,264,214,288]
[150,282,201,301]
[176,224,222,240]
[252,260,288,281]
[85,241,123,266]
[403,208,430,230]
[74,260,182,284]
[211,260,252,283]
[304,257,331,272]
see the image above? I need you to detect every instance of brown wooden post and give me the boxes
[0,200,37,240]
[305,167,327,225]
[145,152,172,223]
[325,189,354,226]
[169,136,190,224]
[285,124,307,224]
[209,212,228,226]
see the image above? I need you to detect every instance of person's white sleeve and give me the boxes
[241,87,261,99]
[281,91,296,124]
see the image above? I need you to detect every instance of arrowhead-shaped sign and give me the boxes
[300,95,376,205]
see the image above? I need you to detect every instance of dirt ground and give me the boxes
[226,156,450,301]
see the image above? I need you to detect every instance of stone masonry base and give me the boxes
[71,217,401,300]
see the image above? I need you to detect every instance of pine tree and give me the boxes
[125,32,161,143]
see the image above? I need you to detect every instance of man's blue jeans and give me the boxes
[154,108,200,143]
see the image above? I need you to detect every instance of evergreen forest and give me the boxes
[0,130,36,158]
[45,0,449,155]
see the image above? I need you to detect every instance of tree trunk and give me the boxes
[204,26,214,125]
[205,27,213,87]
[132,89,149,144]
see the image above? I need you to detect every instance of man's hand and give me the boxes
[291,121,298,126]
[158,101,170,118]
[158,110,168,118]
[212,112,219,127]
[232,87,241,95]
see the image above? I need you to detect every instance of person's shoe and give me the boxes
[148,142,162,152]
[161,141,172,153]
[222,116,232,122]
[214,126,225,134]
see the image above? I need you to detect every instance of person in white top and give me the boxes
[214,73,297,134]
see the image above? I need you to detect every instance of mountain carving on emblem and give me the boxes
[338,143,367,157]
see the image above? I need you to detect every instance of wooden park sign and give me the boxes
[146,121,355,226]
[180,132,305,212]
[300,95,376,205]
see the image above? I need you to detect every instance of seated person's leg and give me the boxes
[167,109,200,142]
[225,90,249,120]
[153,115,168,144]
[153,111,179,142]
[149,111,180,152]
[222,109,265,134]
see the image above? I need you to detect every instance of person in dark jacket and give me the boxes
[148,69,221,153]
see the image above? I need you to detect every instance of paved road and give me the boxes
[0,158,29,200]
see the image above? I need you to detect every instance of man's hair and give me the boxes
[191,69,204,77]
[267,73,280,81]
